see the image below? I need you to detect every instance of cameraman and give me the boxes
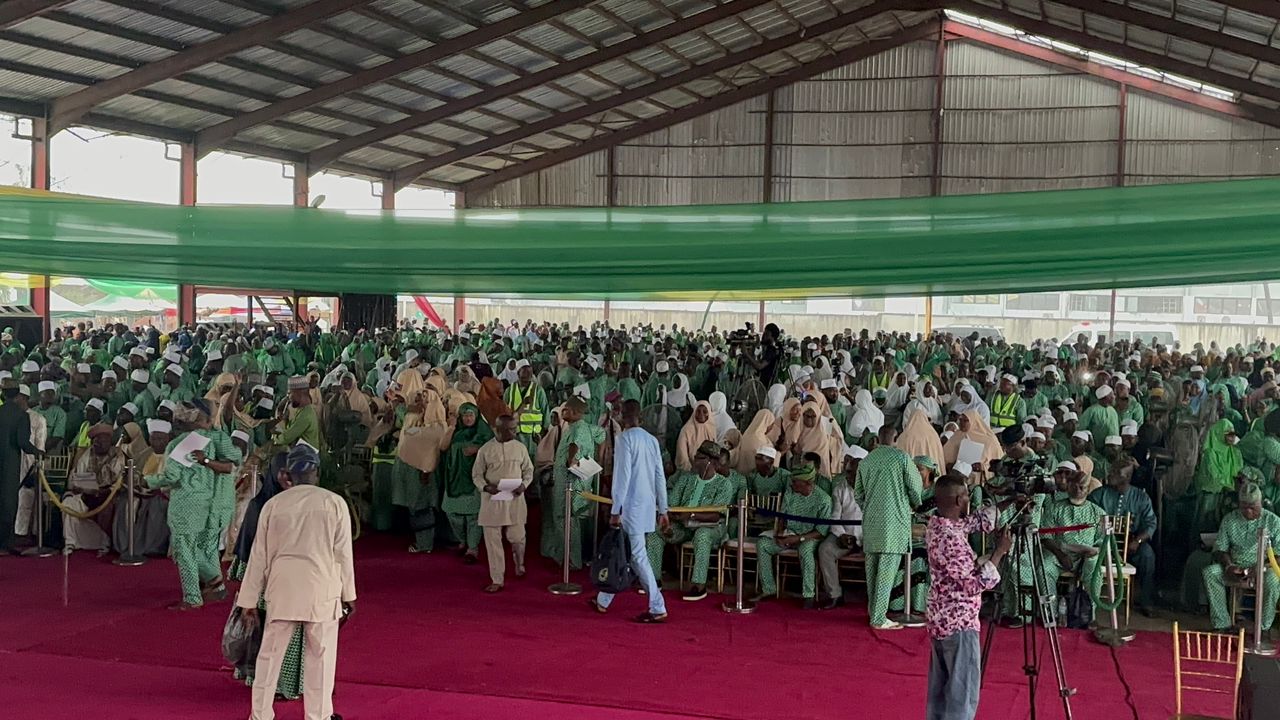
[740,322,782,384]
[924,475,1012,720]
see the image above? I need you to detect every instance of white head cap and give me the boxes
[756,446,778,461]
[1063,411,1079,422]
[129,347,148,359]
[205,349,223,362]
[130,369,150,384]
[86,398,105,412]
[122,402,139,416]
[1095,385,1113,400]
[1191,365,1205,373]
[1121,420,1139,436]
[17,384,30,397]
[656,360,670,373]
[1072,430,1091,442]
[1028,431,1045,441]
[166,364,184,377]
[258,398,275,410]
[1055,460,1079,472]
[76,363,91,374]
[37,380,56,394]
[231,429,250,443]
[573,383,591,400]
[163,350,181,364]
[20,360,38,373]
[952,461,973,477]
[1002,373,1019,384]
[820,378,837,390]
[1105,435,1123,446]
[147,419,172,435]
[159,400,177,412]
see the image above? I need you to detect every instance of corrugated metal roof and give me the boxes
[0,0,1273,191]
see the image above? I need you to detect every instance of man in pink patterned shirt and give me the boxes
[924,474,1012,720]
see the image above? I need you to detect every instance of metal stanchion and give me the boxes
[722,502,756,614]
[22,458,55,557]
[114,458,146,567]
[1246,527,1276,655]
[888,550,926,628]
[1093,515,1134,646]
[62,546,70,607]
[548,484,582,595]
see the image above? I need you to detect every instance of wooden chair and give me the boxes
[677,534,725,593]
[1171,622,1244,719]
[1097,514,1138,624]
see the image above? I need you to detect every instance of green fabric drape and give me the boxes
[443,403,492,499]
[3,179,1280,298]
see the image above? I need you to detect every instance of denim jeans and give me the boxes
[926,630,982,720]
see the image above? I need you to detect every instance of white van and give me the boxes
[1065,322,1179,348]
[934,325,1006,343]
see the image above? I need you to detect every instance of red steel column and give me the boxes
[293,162,310,208]
[177,142,198,326]
[453,189,466,329]
[30,117,50,339]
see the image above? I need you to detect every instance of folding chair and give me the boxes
[1171,622,1244,720]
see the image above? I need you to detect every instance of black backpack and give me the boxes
[591,528,636,594]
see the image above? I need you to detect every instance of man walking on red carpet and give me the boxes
[238,443,356,720]
[589,400,669,623]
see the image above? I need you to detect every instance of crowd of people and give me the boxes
[2,317,1280,708]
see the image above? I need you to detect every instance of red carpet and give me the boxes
[0,533,1206,720]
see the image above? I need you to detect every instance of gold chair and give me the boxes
[1171,622,1244,719]
[1097,514,1138,624]
[677,537,725,593]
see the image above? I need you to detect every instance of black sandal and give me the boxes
[632,612,668,624]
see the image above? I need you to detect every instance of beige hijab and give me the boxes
[734,409,778,474]
[675,400,717,472]
[793,401,837,475]
[779,397,804,447]
[204,372,261,431]
[896,410,946,475]
[943,409,1002,477]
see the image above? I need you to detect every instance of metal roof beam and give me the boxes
[0,0,71,28]
[196,0,591,152]
[47,0,373,132]
[1217,1,1280,23]
[464,17,943,192]
[944,19,1280,128]
[951,1,1280,104]
[395,1,935,189]
[306,0,774,170]
[1054,0,1280,68]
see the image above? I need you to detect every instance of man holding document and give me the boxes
[473,415,534,593]
[147,399,241,610]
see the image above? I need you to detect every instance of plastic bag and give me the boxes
[221,606,262,672]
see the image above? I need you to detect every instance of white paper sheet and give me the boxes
[169,432,211,467]
[956,438,986,468]
[492,478,523,502]
[569,457,603,480]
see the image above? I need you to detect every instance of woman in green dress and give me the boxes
[441,403,493,563]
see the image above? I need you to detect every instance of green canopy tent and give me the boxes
[0,179,1275,299]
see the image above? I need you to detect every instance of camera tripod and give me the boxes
[981,515,1076,720]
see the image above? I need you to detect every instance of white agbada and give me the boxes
[237,483,356,720]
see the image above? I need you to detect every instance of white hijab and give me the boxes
[707,390,736,442]
[766,383,787,417]
[904,380,942,427]
[951,385,991,424]
[498,359,519,385]
[846,388,885,439]
[885,372,911,410]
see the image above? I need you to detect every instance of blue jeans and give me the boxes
[926,630,981,720]
[597,528,666,616]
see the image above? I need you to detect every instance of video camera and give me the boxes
[726,323,757,348]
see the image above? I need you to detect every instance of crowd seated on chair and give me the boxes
[3,318,1280,640]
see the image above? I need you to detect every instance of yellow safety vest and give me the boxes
[991,393,1019,428]
[509,383,543,435]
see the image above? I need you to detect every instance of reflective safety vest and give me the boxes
[990,393,1019,428]
[869,372,892,392]
[509,383,544,435]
